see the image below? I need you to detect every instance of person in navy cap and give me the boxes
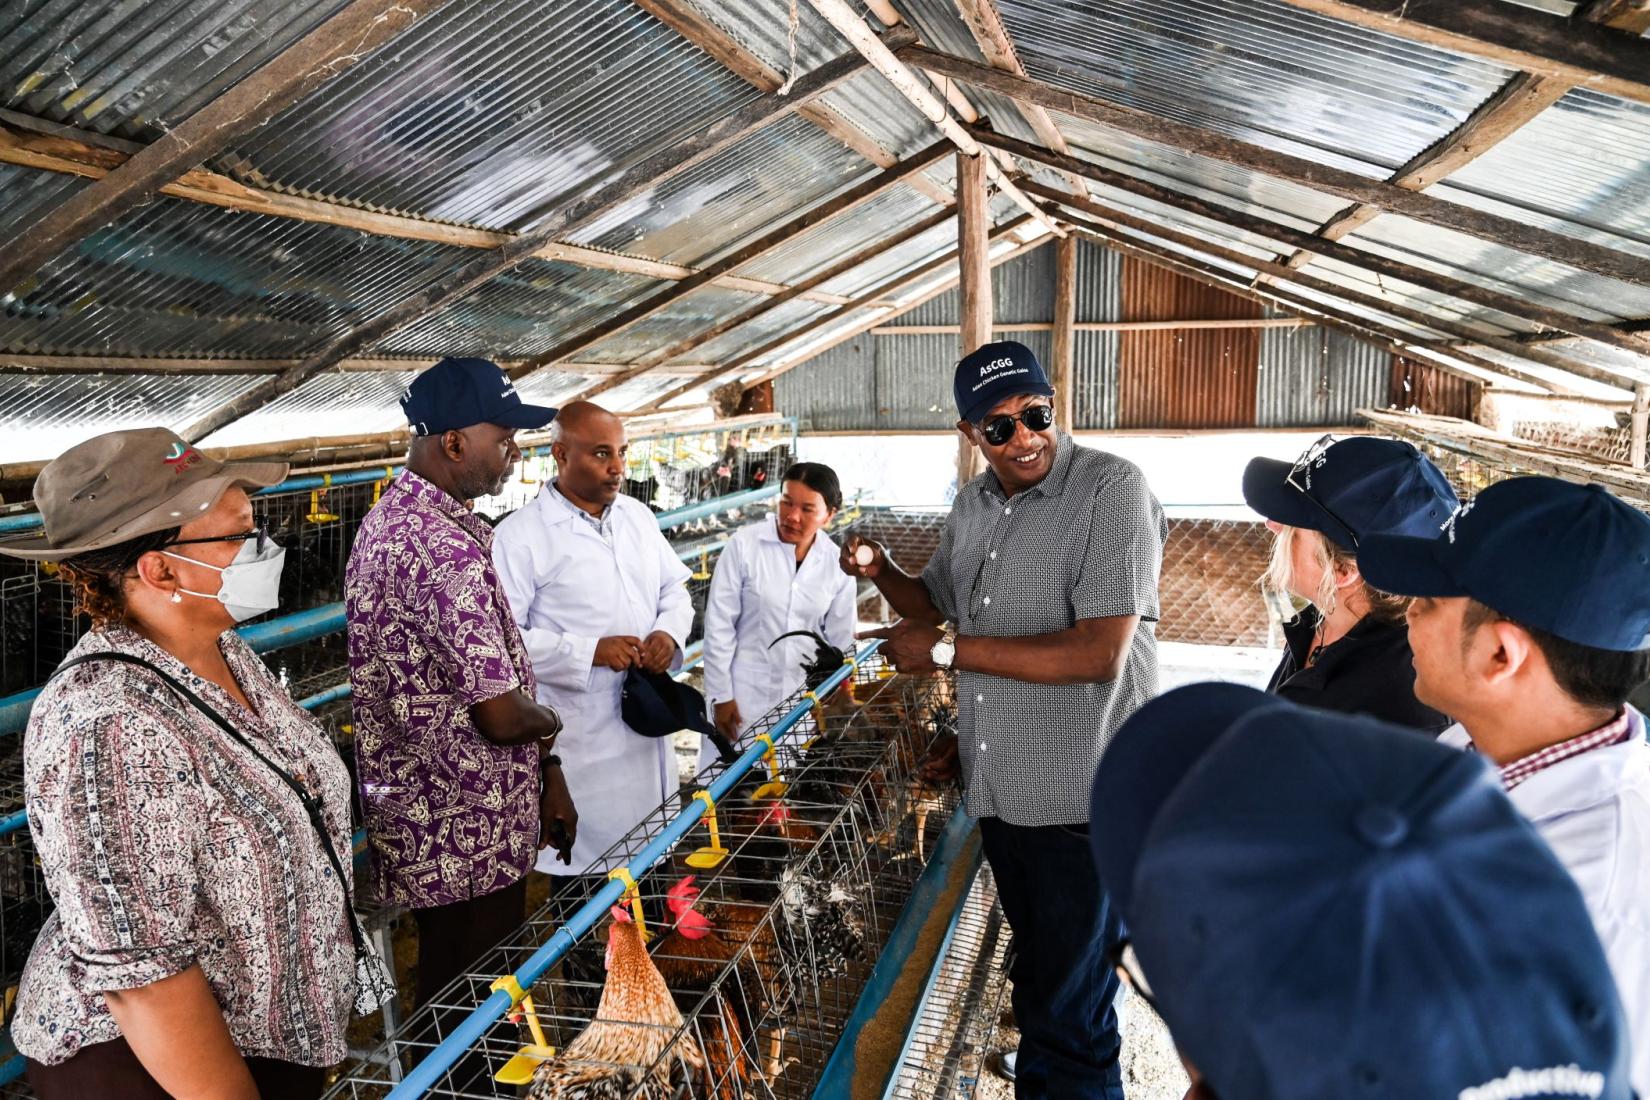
[1358,475,1650,1094]
[1242,435,1457,732]
[845,340,1165,1098]
[1090,683,1633,1100]
[347,355,574,1067]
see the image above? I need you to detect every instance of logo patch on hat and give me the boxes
[163,442,202,474]
[970,355,1031,394]
[1442,499,1477,543]
[1457,1065,1604,1100]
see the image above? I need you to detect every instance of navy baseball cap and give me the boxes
[953,340,1055,424]
[1360,475,1650,651]
[401,357,558,436]
[1242,435,1458,551]
[1091,684,1632,1100]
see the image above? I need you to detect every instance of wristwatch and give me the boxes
[930,623,958,670]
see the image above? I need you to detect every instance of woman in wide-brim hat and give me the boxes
[2,427,389,1099]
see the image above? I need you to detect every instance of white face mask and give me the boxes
[163,536,287,622]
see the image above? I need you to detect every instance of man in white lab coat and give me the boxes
[492,402,694,877]
[1361,476,1650,1096]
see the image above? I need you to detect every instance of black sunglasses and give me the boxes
[1284,433,1359,550]
[977,403,1055,447]
[167,525,273,554]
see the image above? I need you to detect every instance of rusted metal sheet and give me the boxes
[1117,255,1261,429]
[1392,355,1484,420]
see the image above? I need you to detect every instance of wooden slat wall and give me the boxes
[1118,255,1262,428]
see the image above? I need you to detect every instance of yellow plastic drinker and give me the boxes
[492,980,556,1085]
[689,551,712,582]
[749,732,789,801]
[684,790,729,870]
[305,486,339,524]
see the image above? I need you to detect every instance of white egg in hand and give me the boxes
[854,544,875,566]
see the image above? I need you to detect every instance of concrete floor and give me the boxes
[976,985,1189,1100]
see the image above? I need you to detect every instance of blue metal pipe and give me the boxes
[385,641,878,1100]
[655,485,778,531]
[296,681,353,710]
[237,603,347,653]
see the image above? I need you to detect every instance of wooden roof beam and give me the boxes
[904,45,1650,287]
[507,139,951,386]
[0,0,444,296]
[573,206,957,400]
[1269,0,1650,276]
[997,138,1650,355]
[950,0,1088,197]
[641,215,1039,410]
[177,36,899,442]
[0,354,708,377]
[0,121,860,308]
[631,0,955,208]
[1262,0,1650,106]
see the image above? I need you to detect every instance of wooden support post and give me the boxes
[957,150,992,486]
[1633,384,1650,469]
[1050,234,1078,431]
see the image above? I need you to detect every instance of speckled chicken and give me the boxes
[528,906,705,1100]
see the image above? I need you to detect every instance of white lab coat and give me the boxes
[492,485,694,875]
[699,515,857,771]
[1443,714,1650,1094]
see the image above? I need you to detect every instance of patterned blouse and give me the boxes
[14,626,362,1067]
[345,470,541,909]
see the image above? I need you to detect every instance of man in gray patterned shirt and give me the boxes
[848,340,1164,1100]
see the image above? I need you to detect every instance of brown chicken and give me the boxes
[528,906,705,1100]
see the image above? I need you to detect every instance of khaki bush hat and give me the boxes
[0,427,288,562]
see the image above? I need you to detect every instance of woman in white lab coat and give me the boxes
[699,463,857,770]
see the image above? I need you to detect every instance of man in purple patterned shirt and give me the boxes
[346,358,575,1012]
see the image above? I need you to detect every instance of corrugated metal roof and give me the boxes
[580,285,759,365]
[197,368,417,445]
[735,186,945,286]
[675,296,835,365]
[1054,111,1354,228]
[0,0,349,137]
[0,164,90,245]
[998,0,1515,176]
[1342,212,1650,323]
[1432,89,1650,262]
[810,216,961,300]
[886,244,1054,324]
[573,114,879,268]
[229,0,763,230]
[1256,312,1392,427]
[0,371,266,461]
[0,194,478,358]
[373,259,660,360]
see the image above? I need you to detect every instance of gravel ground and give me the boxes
[976,984,1188,1100]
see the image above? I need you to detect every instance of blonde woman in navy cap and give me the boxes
[1242,435,1457,732]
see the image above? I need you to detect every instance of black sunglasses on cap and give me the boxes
[977,403,1055,446]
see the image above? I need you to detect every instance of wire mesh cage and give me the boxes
[324,656,957,1100]
[841,507,1277,649]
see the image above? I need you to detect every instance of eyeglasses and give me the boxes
[167,526,272,554]
[1107,937,1159,1015]
[1284,433,1359,550]
[978,403,1055,446]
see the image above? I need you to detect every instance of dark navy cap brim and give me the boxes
[961,382,1055,426]
[489,403,558,431]
[1241,456,1358,549]
[1358,532,1470,599]
[1091,683,1286,918]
